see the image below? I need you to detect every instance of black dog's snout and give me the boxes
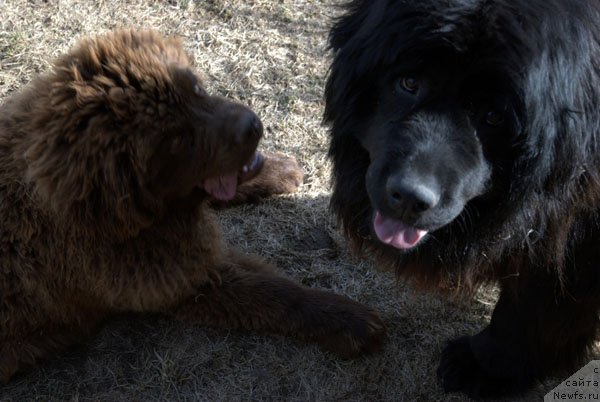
[386,175,440,217]
[237,110,263,142]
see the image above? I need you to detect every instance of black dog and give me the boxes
[324,0,600,398]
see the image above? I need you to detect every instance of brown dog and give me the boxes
[0,29,385,383]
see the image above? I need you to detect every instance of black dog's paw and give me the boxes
[437,336,530,399]
[438,337,476,393]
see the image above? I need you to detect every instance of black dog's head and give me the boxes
[358,61,512,249]
[325,0,600,276]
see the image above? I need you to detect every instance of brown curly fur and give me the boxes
[0,29,385,384]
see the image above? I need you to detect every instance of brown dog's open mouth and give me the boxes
[200,152,265,201]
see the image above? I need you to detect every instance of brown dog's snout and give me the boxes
[234,109,263,144]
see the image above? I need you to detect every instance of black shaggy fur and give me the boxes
[325,0,600,398]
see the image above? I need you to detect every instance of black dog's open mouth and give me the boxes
[373,211,428,250]
[200,152,265,201]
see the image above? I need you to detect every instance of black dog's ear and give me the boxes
[325,0,390,126]
[329,0,388,51]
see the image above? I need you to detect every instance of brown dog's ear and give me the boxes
[25,137,96,212]
[23,62,136,210]
[23,92,159,236]
[25,122,159,237]
[23,52,159,209]
[24,81,107,210]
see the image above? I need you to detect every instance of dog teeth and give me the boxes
[243,165,249,173]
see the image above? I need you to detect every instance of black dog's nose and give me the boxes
[237,110,263,142]
[386,175,440,216]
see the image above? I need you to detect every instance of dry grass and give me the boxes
[0,0,576,400]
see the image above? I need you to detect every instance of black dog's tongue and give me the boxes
[373,212,428,249]
[201,152,265,201]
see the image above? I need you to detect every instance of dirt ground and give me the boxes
[0,0,587,400]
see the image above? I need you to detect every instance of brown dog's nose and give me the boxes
[237,110,263,143]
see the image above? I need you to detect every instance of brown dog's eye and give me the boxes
[170,135,184,154]
[193,84,207,97]
[169,132,195,154]
[397,76,420,94]
[485,110,505,126]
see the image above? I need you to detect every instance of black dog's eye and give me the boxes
[465,100,476,118]
[397,76,420,94]
[485,110,505,126]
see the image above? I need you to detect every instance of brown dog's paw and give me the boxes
[210,151,303,207]
[317,308,387,358]
[253,151,304,195]
[300,291,387,357]
[216,151,303,205]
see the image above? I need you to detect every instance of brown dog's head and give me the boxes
[22,29,262,236]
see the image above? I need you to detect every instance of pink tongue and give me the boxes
[202,174,238,201]
[373,211,428,249]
